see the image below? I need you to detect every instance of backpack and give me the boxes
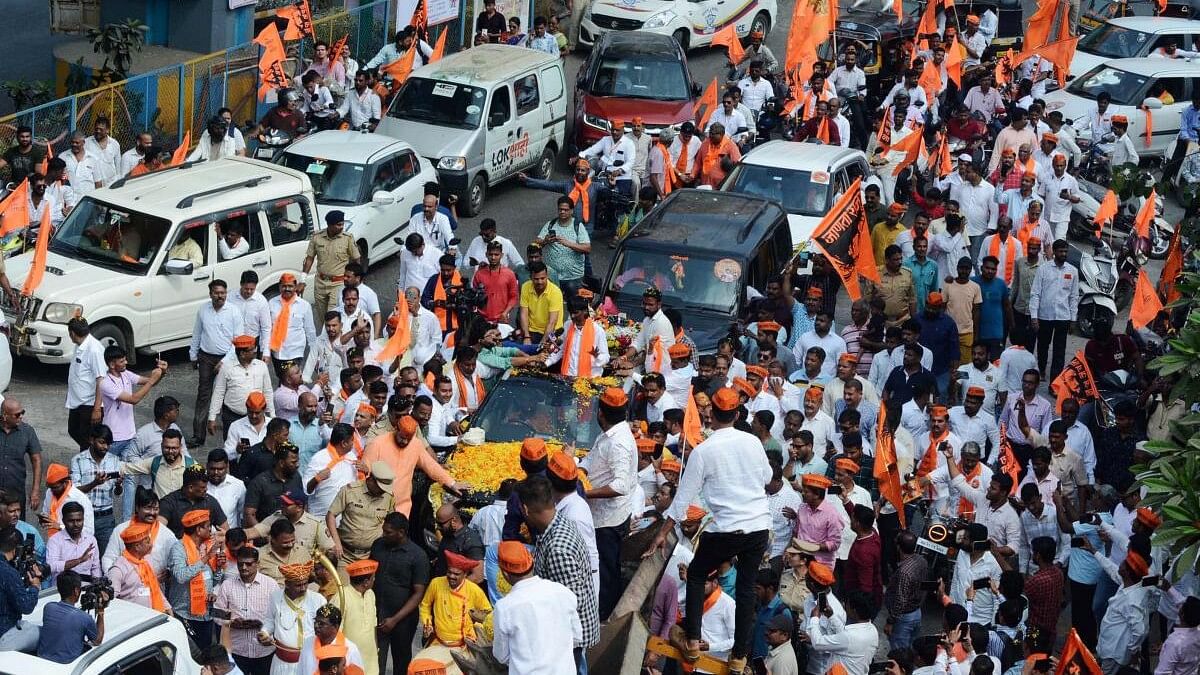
[151,454,197,491]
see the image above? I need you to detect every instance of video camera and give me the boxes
[444,284,487,313]
[12,533,48,581]
[78,574,113,613]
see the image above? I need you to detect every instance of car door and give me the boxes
[149,218,215,345]
[366,151,422,261]
[542,63,568,151]
[1145,75,1188,154]
[211,205,268,299]
[485,84,518,184]
[262,195,315,284]
[512,71,542,173]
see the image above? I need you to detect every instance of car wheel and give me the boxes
[673,29,689,51]
[357,239,370,274]
[1076,300,1113,339]
[462,174,487,217]
[537,146,555,180]
[91,322,128,359]
[749,11,770,38]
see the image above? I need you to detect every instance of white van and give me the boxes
[3,158,315,364]
[376,44,568,217]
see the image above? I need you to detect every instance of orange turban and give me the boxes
[120,522,152,543]
[398,415,418,436]
[497,541,534,574]
[346,560,380,577]
[808,561,835,586]
[520,438,548,461]
[46,463,69,484]
[181,510,210,528]
[801,474,832,489]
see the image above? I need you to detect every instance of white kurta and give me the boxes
[264,589,326,675]
[493,576,583,674]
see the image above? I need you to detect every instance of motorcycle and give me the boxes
[252,127,300,162]
[1069,163,1171,259]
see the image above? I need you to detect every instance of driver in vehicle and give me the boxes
[614,257,675,293]
[167,230,204,267]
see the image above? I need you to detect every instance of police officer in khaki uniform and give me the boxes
[301,210,360,322]
[325,462,395,566]
[245,489,335,557]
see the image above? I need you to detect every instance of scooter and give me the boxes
[252,127,298,161]
[1069,169,1171,259]
[1070,238,1123,339]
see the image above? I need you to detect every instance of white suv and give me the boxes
[3,157,315,364]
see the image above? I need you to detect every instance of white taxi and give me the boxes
[1072,17,1200,77]
[579,0,776,51]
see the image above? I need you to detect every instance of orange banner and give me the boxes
[277,0,315,40]
[1130,268,1164,330]
[1133,188,1156,239]
[809,177,877,301]
[330,34,349,66]
[1158,223,1183,304]
[1055,629,1102,675]
[712,24,745,66]
[997,422,1020,495]
[683,386,704,450]
[890,125,926,177]
[255,25,289,101]
[1050,350,1101,414]
[694,78,719,130]
[382,46,418,92]
[0,180,30,237]
[171,130,190,167]
[430,28,448,63]
[21,204,51,297]
[873,404,906,528]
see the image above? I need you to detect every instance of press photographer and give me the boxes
[0,525,42,652]
[36,569,108,664]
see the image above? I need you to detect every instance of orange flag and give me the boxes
[918,60,942,105]
[1093,189,1117,239]
[809,177,877,301]
[694,77,720,129]
[997,423,1021,495]
[0,180,30,237]
[1016,36,1078,89]
[785,0,835,85]
[376,301,412,363]
[1133,188,1155,239]
[330,34,349,65]
[1131,268,1164,330]
[893,0,904,19]
[1055,629,1102,675]
[411,0,428,32]
[1025,0,1061,50]
[277,0,314,40]
[934,133,953,178]
[945,42,964,88]
[683,386,703,450]
[916,0,938,37]
[1158,224,1183,304]
[255,25,289,101]
[873,404,906,528]
[995,49,1013,88]
[890,126,926,176]
[712,24,745,66]
[1143,106,1153,148]
[875,106,892,152]
[21,204,52,297]
[1050,351,1101,414]
[382,46,418,92]
[37,140,52,175]
[171,130,190,167]
[430,28,448,63]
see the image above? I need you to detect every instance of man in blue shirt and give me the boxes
[972,256,1013,361]
[0,526,43,651]
[1165,91,1200,181]
[751,568,791,659]
[915,292,963,401]
[905,236,940,315]
[37,569,103,664]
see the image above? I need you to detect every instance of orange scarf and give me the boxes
[561,318,597,377]
[181,533,211,616]
[569,178,591,222]
[271,295,295,352]
[47,482,73,539]
[674,142,692,174]
[988,235,1017,284]
[657,144,674,194]
[376,304,411,363]
[425,371,436,391]
[816,118,831,144]
[700,137,736,184]
[321,442,362,480]
[122,550,167,612]
[958,463,983,519]
[454,366,484,409]
[648,336,667,373]
[1015,216,1040,248]
[432,271,463,332]
[916,429,948,478]
[677,585,724,624]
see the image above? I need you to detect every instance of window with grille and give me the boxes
[50,0,101,32]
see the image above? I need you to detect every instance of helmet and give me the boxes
[283,89,302,104]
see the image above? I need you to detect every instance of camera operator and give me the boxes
[37,569,106,664]
[0,526,42,651]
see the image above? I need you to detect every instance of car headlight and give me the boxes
[642,10,676,28]
[43,302,82,324]
[437,156,466,171]
[583,114,609,131]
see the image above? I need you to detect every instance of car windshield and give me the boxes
[1077,23,1153,57]
[391,77,486,129]
[50,197,172,274]
[592,54,690,100]
[608,248,740,315]
[277,153,365,205]
[724,163,831,217]
[1065,65,1149,105]
[470,376,603,447]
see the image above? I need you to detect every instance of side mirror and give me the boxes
[372,190,396,205]
[1142,96,1165,110]
[163,259,194,276]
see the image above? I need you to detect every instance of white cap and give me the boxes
[958,153,973,162]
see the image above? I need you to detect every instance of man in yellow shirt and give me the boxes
[333,560,380,675]
[871,202,908,263]
[518,261,564,346]
[415,551,492,673]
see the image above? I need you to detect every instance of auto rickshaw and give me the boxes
[819,7,919,108]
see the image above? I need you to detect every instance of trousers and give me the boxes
[378,611,419,675]
[1036,319,1070,378]
[685,530,769,661]
[193,351,224,443]
[596,520,627,621]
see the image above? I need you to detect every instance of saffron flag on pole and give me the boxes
[376,298,412,363]
[1158,223,1183,304]
[1093,189,1118,239]
[330,34,349,65]
[37,140,52,175]
[255,25,289,101]
[1130,268,1164,330]
[809,177,878,301]
[0,180,30,237]
[997,423,1021,495]
[683,386,704,450]
[277,0,315,40]
[694,78,720,129]
[430,28,448,63]
[1050,351,1101,414]
[873,404,906,528]
[711,23,745,66]
[171,130,190,167]
[1133,188,1156,239]
[1055,629,1102,675]
[382,45,418,92]
[20,203,52,297]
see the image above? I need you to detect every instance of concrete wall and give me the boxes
[0,1,77,116]
[102,0,253,54]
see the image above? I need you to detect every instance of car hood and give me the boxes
[314,203,372,235]
[589,0,677,17]
[376,118,476,163]
[581,93,695,126]
[6,250,141,308]
[1069,51,1107,77]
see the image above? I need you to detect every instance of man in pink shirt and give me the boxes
[785,473,842,567]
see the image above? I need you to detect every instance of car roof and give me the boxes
[1105,16,1200,32]
[596,30,684,57]
[285,130,414,164]
[623,189,786,258]
[103,157,310,219]
[740,141,865,171]
[1098,56,1200,76]
[413,44,558,86]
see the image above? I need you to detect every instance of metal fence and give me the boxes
[0,0,394,161]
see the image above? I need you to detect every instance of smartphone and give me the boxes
[1142,575,1160,588]
[210,607,231,620]
[240,438,250,449]
[818,592,829,613]
[972,577,991,590]
[1034,658,1052,672]
[919,580,940,591]
[1070,536,1086,548]
[827,484,843,496]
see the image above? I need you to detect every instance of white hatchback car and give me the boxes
[275,130,439,270]
[1044,57,1200,157]
[579,0,776,50]
[1071,17,1200,77]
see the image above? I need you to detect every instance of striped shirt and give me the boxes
[69,449,121,512]
[214,572,280,658]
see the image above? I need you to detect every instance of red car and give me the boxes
[573,31,701,151]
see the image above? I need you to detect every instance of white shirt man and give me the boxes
[829,64,867,100]
[948,406,1001,459]
[208,471,246,528]
[997,344,1037,395]
[900,397,931,440]
[545,317,610,377]
[66,330,108,416]
[582,418,637,530]
[1036,167,1079,239]
[949,548,1003,625]
[928,461,993,519]
[301,441,359,517]
[268,293,318,361]
[187,130,241,162]
[336,86,382,129]
[409,207,453,253]
[191,302,244,365]
[807,611,880,675]
[493,574,584,674]
[1094,560,1150,672]
[645,389,678,425]
[41,484,94,536]
[795,330,847,380]
[210,357,275,422]
[669,133,703,178]
[223,412,269,462]
[1111,126,1140,168]
[801,408,837,456]
[954,474,1023,558]
[406,300,442,370]
[464,234,524,270]
[708,106,751,144]
[737,75,775,113]
[62,149,102,194]
[228,286,272,351]
[1045,416,1097,483]
[102,518,179,575]
[1028,255,1080,323]
[955,361,1002,415]
[832,109,851,148]
[580,131,638,181]
[399,243,443,293]
[84,135,122,183]
[951,178,998,238]
[635,308,675,373]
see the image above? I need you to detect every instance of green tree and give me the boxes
[87,19,149,83]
